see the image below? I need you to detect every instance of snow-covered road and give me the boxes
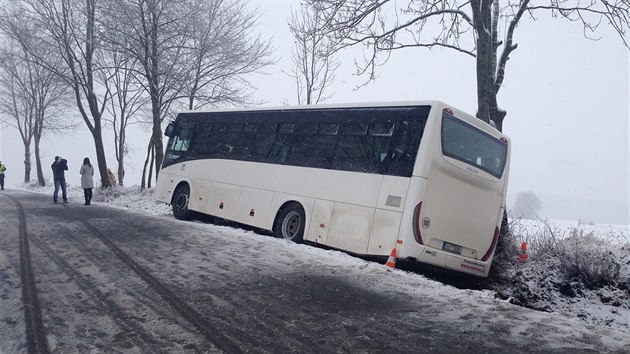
[1,189,629,353]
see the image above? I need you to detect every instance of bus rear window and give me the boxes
[441,114,507,178]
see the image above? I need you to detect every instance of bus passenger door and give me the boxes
[306,199,334,244]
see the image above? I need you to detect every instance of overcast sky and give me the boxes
[1,1,628,224]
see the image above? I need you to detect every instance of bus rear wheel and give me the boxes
[172,184,193,220]
[274,203,305,243]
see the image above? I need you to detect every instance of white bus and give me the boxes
[155,101,510,277]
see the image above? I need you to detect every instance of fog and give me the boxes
[0,1,628,224]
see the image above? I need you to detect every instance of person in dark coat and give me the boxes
[51,156,68,203]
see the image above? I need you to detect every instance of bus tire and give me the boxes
[274,203,305,243]
[172,184,193,221]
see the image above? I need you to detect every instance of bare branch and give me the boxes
[288,3,340,104]
[495,0,530,93]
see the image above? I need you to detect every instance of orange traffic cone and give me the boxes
[385,248,397,268]
[519,242,528,262]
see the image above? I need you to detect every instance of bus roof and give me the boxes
[176,100,448,115]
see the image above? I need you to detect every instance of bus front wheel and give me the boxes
[172,184,193,220]
[274,203,305,243]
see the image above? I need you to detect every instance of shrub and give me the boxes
[533,220,622,289]
[490,218,630,326]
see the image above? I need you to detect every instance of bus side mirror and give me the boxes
[164,122,175,137]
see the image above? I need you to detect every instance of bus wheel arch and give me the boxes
[172,182,193,221]
[273,202,306,243]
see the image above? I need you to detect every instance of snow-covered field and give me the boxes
[497,217,630,331]
[13,183,630,345]
[511,218,629,246]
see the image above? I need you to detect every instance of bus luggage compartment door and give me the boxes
[306,199,334,244]
[327,203,374,254]
[206,182,241,220]
[235,187,272,229]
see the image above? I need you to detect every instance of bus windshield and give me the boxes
[441,113,508,178]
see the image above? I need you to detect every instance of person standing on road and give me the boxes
[0,161,6,190]
[80,157,94,205]
[52,156,68,204]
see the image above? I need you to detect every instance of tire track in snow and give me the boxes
[7,194,50,354]
[27,234,159,352]
[66,207,243,354]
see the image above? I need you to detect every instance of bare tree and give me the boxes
[21,0,113,188]
[287,4,339,105]
[0,47,35,184]
[512,191,543,219]
[102,0,273,189]
[101,47,148,186]
[185,0,274,110]
[101,0,197,190]
[0,16,71,186]
[303,0,629,130]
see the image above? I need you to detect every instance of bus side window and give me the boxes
[368,121,394,163]
[189,120,213,155]
[252,121,277,161]
[169,136,186,152]
[201,122,240,158]
[381,113,426,177]
[267,123,295,164]
[205,123,227,157]
[164,119,196,165]
[233,122,258,160]
[286,122,318,166]
[223,123,246,158]
[334,122,371,172]
[170,126,194,152]
[391,119,420,176]
[311,123,338,169]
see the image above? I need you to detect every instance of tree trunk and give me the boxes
[34,134,45,186]
[472,0,492,126]
[91,125,110,188]
[149,5,164,179]
[148,144,155,189]
[140,136,153,191]
[117,164,125,187]
[33,116,45,186]
[150,95,162,181]
[23,146,31,183]
[471,0,507,132]
[117,123,126,186]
